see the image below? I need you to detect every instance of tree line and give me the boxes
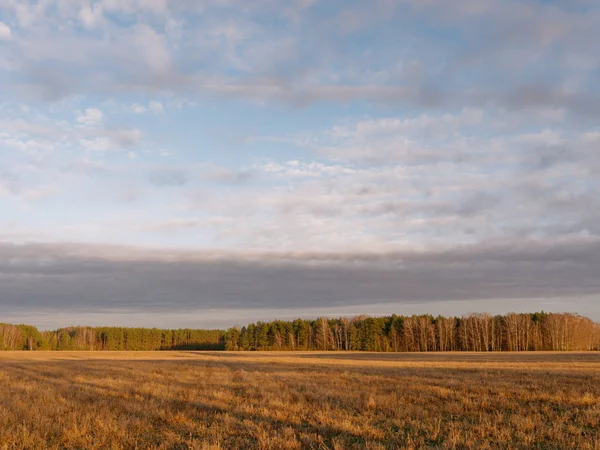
[224,312,600,352]
[2,312,599,352]
[0,325,225,351]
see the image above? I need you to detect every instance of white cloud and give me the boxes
[79,3,104,28]
[76,108,105,126]
[3,100,598,254]
[148,101,164,113]
[132,24,171,74]
[254,161,356,178]
[0,22,11,40]
[79,129,141,152]
[0,172,21,196]
[102,0,168,14]
[131,103,147,114]
[80,137,113,152]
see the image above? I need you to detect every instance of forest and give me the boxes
[1,312,599,352]
[0,325,225,351]
[224,312,600,352]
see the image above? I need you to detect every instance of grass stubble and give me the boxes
[0,352,599,449]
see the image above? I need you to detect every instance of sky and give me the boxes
[1,0,600,329]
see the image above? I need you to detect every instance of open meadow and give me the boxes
[1,351,599,449]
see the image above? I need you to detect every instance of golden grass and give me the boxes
[1,352,599,449]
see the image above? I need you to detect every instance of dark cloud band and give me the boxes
[1,240,598,314]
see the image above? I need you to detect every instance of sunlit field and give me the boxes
[1,352,599,449]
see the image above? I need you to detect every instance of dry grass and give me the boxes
[1,352,599,449]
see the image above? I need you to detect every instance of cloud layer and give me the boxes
[1,1,599,110]
[1,0,599,326]
[1,239,599,323]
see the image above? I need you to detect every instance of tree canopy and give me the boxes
[2,312,599,352]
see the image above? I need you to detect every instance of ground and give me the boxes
[1,351,599,449]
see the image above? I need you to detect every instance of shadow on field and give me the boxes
[3,354,600,449]
[288,351,600,363]
[1,360,370,448]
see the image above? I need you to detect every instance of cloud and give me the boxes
[0,171,57,202]
[130,103,147,114]
[79,128,141,152]
[0,21,11,40]
[1,0,599,326]
[148,167,188,186]
[0,239,599,321]
[0,172,21,196]
[77,108,105,126]
[205,166,253,184]
[148,100,164,113]
[104,128,141,147]
[79,3,104,29]
[1,0,598,115]
[2,101,598,255]
[61,159,111,176]
[132,24,171,74]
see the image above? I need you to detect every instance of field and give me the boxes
[1,352,599,449]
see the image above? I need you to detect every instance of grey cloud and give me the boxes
[16,62,82,102]
[524,144,572,171]
[0,240,599,317]
[455,192,500,217]
[76,127,141,153]
[103,128,141,148]
[0,171,21,195]
[205,167,253,184]
[363,193,500,219]
[147,164,253,189]
[148,168,188,186]
[202,82,600,117]
[224,171,252,184]
[61,160,111,176]
[502,85,600,118]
